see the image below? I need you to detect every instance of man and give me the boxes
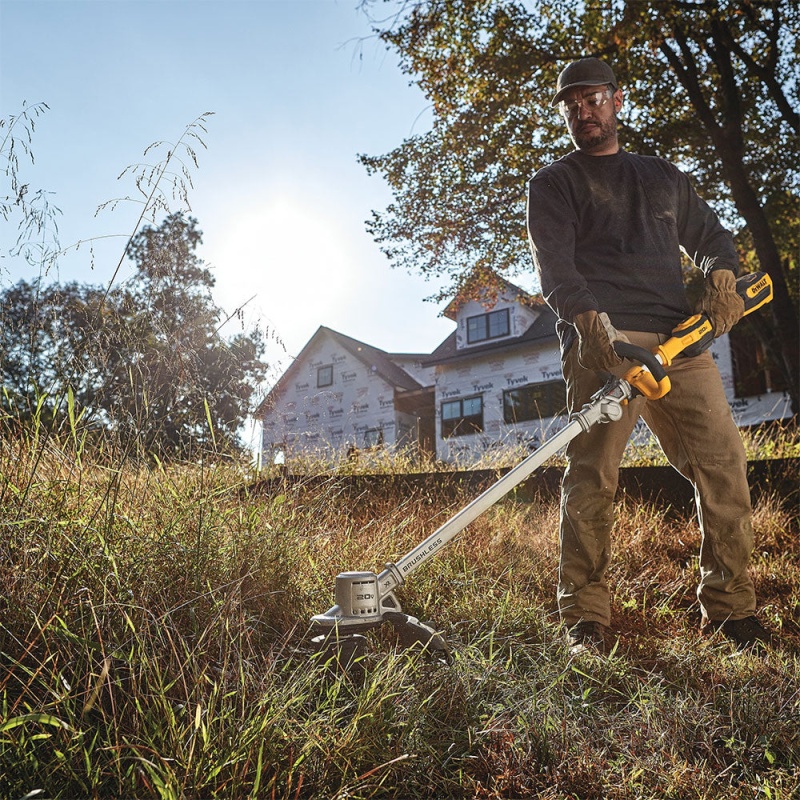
[526,56,771,654]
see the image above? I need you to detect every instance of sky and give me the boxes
[0,0,461,392]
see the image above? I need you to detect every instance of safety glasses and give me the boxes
[558,87,613,117]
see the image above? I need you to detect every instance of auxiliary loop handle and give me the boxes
[614,341,672,400]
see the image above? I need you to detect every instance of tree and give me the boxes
[0,214,269,458]
[110,213,269,457]
[359,0,799,411]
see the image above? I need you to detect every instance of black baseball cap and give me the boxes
[551,57,618,106]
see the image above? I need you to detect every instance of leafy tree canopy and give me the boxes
[0,214,269,459]
[360,0,798,406]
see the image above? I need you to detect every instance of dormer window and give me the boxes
[467,308,510,344]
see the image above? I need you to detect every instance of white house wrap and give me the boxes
[257,276,791,465]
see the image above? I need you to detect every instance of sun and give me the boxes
[203,191,355,360]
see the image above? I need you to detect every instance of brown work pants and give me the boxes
[559,330,756,628]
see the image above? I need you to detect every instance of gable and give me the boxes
[439,271,548,354]
[257,326,425,418]
[259,329,418,451]
[442,269,535,319]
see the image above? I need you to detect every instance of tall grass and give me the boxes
[1,429,798,799]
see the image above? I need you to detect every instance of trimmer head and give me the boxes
[310,571,389,634]
[310,570,451,661]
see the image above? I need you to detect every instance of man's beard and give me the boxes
[572,115,616,152]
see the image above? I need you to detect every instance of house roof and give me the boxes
[255,325,426,416]
[323,326,426,392]
[423,304,559,366]
[442,270,546,320]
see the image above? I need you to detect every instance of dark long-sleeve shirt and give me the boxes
[526,149,738,355]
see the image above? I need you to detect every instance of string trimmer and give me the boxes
[309,273,773,662]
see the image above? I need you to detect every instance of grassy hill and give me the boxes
[1,433,798,799]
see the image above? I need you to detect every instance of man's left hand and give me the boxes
[697,269,745,337]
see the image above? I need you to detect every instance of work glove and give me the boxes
[573,310,629,372]
[697,269,744,337]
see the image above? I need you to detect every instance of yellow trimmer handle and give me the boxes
[658,271,774,363]
[654,314,714,366]
[616,271,774,400]
[615,342,672,400]
[614,272,773,400]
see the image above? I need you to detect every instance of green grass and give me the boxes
[1,431,798,799]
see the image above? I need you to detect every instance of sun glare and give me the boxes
[206,193,354,359]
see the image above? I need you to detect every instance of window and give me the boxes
[503,380,567,424]
[317,365,333,388]
[441,395,484,438]
[466,308,510,344]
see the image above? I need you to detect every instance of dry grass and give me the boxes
[1,434,798,799]
[264,419,800,475]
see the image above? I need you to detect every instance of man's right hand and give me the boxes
[573,310,628,372]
